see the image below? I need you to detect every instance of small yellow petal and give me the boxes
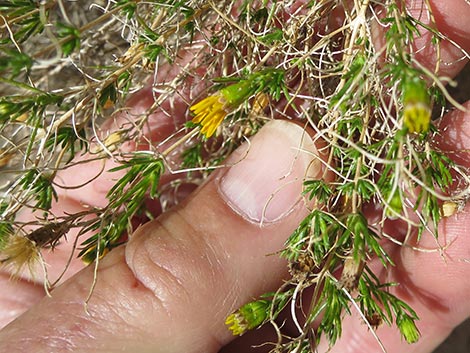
[191,111,206,124]
[225,313,248,336]
[403,102,431,134]
[190,94,228,138]
[190,94,222,114]
[201,111,224,137]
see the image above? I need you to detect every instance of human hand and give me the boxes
[1,1,470,352]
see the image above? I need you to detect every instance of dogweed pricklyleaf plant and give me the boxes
[190,68,285,137]
[1,0,470,350]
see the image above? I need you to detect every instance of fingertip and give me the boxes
[429,0,470,53]
[417,0,470,77]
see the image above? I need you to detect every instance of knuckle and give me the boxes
[124,211,229,317]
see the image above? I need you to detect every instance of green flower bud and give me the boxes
[402,77,431,134]
[385,188,403,219]
[225,299,270,336]
[219,80,254,107]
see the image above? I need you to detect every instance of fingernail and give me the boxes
[218,120,322,224]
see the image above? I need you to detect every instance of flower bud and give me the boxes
[225,299,270,336]
[402,77,431,134]
[190,69,284,138]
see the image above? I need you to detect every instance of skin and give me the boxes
[1,1,470,352]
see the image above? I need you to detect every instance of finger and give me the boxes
[0,120,324,353]
[0,70,205,332]
[372,0,470,78]
[425,0,470,69]
[413,0,470,75]
[316,101,470,353]
[0,273,43,329]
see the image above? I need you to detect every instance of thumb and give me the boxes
[0,120,323,353]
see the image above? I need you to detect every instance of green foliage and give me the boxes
[0,1,466,352]
[303,179,333,204]
[382,6,420,56]
[56,22,81,56]
[251,68,287,101]
[258,28,283,45]
[107,153,164,219]
[139,27,167,62]
[181,143,203,170]
[283,210,348,268]
[426,150,454,191]
[357,269,420,343]
[314,277,350,344]
[78,214,126,262]
[114,0,137,18]
[330,54,367,112]
[19,169,57,210]
[0,221,13,249]
[345,213,391,266]
[0,89,62,124]
[45,127,88,163]
[337,179,376,202]
[78,154,164,261]
[215,68,288,104]
[0,50,33,78]
[0,0,43,43]
[99,82,118,107]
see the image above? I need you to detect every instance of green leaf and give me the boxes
[0,50,33,78]
[259,29,283,44]
[107,154,164,217]
[19,169,57,210]
[303,179,333,204]
[181,143,203,170]
[56,22,81,56]
[45,127,88,162]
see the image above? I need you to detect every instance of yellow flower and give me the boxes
[190,69,284,138]
[403,102,431,134]
[190,93,228,138]
[225,299,270,336]
[402,76,431,134]
[225,312,248,336]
